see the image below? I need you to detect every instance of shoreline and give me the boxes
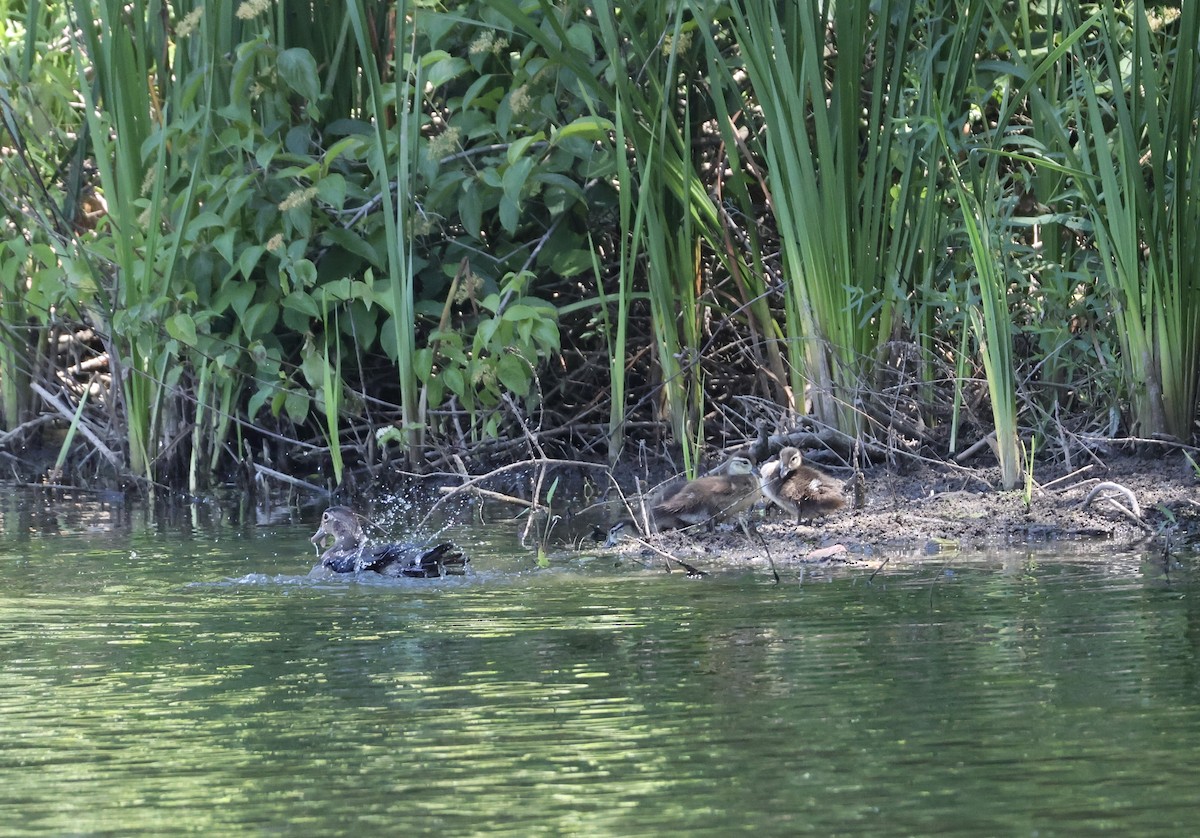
[595,451,1200,572]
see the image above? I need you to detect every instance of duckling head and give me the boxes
[776,447,804,478]
[725,456,755,477]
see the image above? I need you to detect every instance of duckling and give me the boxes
[760,447,846,524]
[310,506,468,578]
[652,456,761,532]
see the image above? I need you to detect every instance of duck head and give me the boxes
[775,447,804,478]
[725,456,756,477]
[311,506,366,559]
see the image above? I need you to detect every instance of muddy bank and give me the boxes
[593,451,1200,573]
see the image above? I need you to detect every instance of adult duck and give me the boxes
[652,456,761,532]
[759,447,845,524]
[310,506,468,578]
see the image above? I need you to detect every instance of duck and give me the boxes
[651,456,761,532]
[310,506,468,578]
[759,447,846,524]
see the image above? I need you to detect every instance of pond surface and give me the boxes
[2,491,1200,836]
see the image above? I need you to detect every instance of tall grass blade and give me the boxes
[1067,0,1200,439]
[347,0,423,462]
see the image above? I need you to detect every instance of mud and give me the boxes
[597,451,1200,574]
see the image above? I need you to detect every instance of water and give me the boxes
[2,493,1200,835]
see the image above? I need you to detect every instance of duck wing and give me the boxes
[655,475,730,514]
[653,474,760,530]
[321,552,361,574]
[782,467,847,514]
[361,542,469,578]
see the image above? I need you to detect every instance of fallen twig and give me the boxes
[1041,464,1096,492]
[617,532,707,577]
[418,457,614,530]
[1078,480,1144,524]
[253,463,329,495]
[30,382,121,468]
[435,484,537,509]
[954,431,996,463]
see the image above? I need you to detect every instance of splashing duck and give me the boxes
[310,506,468,578]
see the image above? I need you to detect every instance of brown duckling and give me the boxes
[652,456,761,532]
[310,506,468,578]
[759,447,846,524]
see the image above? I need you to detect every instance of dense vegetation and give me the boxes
[1,0,1197,495]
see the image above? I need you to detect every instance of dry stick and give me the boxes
[618,532,706,577]
[1101,497,1154,531]
[0,414,55,445]
[501,393,548,545]
[30,382,121,467]
[417,457,614,530]
[1079,480,1142,517]
[867,556,891,583]
[746,524,781,584]
[254,463,328,495]
[954,431,996,463]
[1077,480,1151,531]
[436,484,537,509]
[605,476,651,537]
[635,479,653,536]
[633,475,652,535]
[1041,464,1096,492]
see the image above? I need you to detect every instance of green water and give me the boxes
[2,496,1200,836]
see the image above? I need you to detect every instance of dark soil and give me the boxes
[588,449,1200,575]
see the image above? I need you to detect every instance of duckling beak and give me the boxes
[310,524,329,552]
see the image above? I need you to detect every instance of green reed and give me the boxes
[1067,0,1200,440]
[729,0,913,437]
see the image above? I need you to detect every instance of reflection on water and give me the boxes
[2,490,1200,835]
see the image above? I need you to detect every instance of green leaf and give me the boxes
[254,139,280,170]
[317,277,355,303]
[553,115,614,143]
[248,385,272,419]
[502,157,534,202]
[425,54,470,88]
[185,211,226,237]
[165,312,197,346]
[441,366,464,397]
[549,248,592,277]
[499,194,519,235]
[323,226,383,268]
[460,74,497,111]
[532,319,560,353]
[242,302,279,339]
[322,136,365,169]
[238,245,265,280]
[347,302,378,348]
[288,258,318,288]
[507,134,544,164]
[283,291,319,318]
[285,389,309,423]
[213,281,256,317]
[414,348,433,382]
[460,186,483,237]
[476,317,499,348]
[497,352,530,395]
[316,174,346,210]
[502,303,539,321]
[278,48,322,104]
